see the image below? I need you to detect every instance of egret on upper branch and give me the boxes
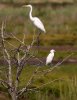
[22,4,46,33]
[46,49,55,65]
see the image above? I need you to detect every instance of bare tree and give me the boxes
[0,21,35,100]
[0,21,42,100]
[0,22,74,100]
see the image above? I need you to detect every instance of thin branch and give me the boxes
[20,53,27,62]
[30,32,36,48]
[37,53,74,74]
[22,33,25,44]
[17,52,20,65]
[34,57,44,64]
[31,78,64,90]
[10,33,25,45]
[18,78,64,96]
[0,79,10,88]
[4,40,17,48]
[26,66,40,86]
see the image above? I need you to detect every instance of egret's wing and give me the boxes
[33,17,46,33]
[46,53,54,65]
[46,54,52,64]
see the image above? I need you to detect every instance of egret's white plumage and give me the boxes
[46,49,55,65]
[23,5,46,33]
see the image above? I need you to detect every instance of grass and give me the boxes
[4,33,77,62]
[0,41,77,100]
[1,64,77,100]
[1,64,77,88]
[0,3,77,100]
[0,4,77,47]
[0,4,77,35]
[0,37,77,100]
[0,31,77,100]
[16,64,77,100]
[5,32,77,47]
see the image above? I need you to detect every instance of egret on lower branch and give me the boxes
[46,49,55,65]
[22,4,46,46]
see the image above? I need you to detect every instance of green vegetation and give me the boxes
[0,4,77,46]
[5,33,77,47]
[0,2,77,100]
[0,4,77,34]
[19,64,77,100]
[0,64,77,100]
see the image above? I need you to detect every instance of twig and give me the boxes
[4,40,17,48]
[18,78,64,96]
[26,66,40,86]
[17,52,20,65]
[34,57,44,64]
[30,32,36,48]
[22,33,25,44]
[31,78,64,90]
[0,79,10,88]
[10,33,25,45]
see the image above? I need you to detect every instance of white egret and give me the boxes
[46,49,55,65]
[23,4,46,33]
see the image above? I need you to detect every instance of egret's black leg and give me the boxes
[37,32,41,46]
[37,31,41,52]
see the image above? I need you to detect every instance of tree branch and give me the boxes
[0,79,10,88]
[0,22,12,87]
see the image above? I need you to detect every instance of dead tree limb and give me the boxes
[1,22,12,87]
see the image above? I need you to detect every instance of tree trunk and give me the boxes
[11,92,17,100]
[9,89,17,100]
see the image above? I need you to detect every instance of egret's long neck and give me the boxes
[29,6,34,21]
